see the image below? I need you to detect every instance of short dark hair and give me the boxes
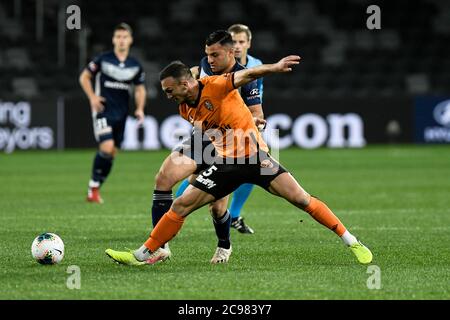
[205,30,233,47]
[159,61,192,81]
[114,22,133,35]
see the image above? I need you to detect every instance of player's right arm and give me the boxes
[240,81,263,119]
[79,66,105,113]
[233,55,301,89]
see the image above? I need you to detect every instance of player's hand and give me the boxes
[273,55,301,73]
[190,66,200,79]
[254,117,267,131]
[89,95,105,113]
[135,109,145,126]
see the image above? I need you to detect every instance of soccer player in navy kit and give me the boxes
[149,30,263,263]
[79,23,146,203]
[175,25,264,234]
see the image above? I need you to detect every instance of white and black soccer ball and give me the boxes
[31,233,65,265]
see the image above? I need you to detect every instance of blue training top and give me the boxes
[245,54,263,102]
[86,51,145,120]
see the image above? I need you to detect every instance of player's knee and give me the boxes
[99,141,115,156]
[292,191,310,208]
[172,197,191,217]
[209,202,227,219]
[111,147,118,158]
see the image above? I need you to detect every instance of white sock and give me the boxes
[341,230,358,246]
[89,180,100,188]
[133,245,152,261]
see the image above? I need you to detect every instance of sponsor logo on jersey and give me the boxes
[204,100,214,111]
[250,88,259,96]
[101,61,140,81]
[104,80,130,90]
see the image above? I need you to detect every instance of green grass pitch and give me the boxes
[0,146,449,299]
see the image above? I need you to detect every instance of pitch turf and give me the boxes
[0,146,449,300]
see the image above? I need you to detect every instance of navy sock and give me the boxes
[213,210,231,249]
[91,151,113,186]
[152,190,173,227]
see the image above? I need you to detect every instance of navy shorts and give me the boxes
[92,113,126,147]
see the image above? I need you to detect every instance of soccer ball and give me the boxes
[31,233,65,265]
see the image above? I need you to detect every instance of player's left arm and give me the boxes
[248,104,263,120]
[233,55,301,89]
[251,76,264,129]
[241,79,264,120]
[242,85,264,119]
[134,84,146,124]
[133,64,147,124]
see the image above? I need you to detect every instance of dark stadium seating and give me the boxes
[0,0,449,99]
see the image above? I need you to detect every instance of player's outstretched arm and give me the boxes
[233,55,301,88]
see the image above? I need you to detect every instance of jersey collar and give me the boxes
[187,81,204,107]
[231,61,242,72]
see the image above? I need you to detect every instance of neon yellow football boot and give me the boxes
[105,249,146,266]
[349,241,373,264]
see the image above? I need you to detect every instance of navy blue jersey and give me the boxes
[86,51,145,120]
[198,57,261,107]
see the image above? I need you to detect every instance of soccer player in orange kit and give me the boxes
[105,55,373,266]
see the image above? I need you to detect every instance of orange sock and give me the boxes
[304,196,346,236]
[144,209,185,252]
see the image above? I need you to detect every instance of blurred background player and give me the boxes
[228,24,264,113]
[79,23,146,203]
[175,27,264,234]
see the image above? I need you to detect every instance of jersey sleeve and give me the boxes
[241,79,262,106]
[257,78,263,102]
[133,64,146,85]
[217,73,236,94]
[200,73,236,98]
[86,54,102,75]
[248,56,264,102]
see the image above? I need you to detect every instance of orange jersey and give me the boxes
[179,73,268,158]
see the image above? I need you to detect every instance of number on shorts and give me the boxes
[202,165,218,177]
[95,118,108,131]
